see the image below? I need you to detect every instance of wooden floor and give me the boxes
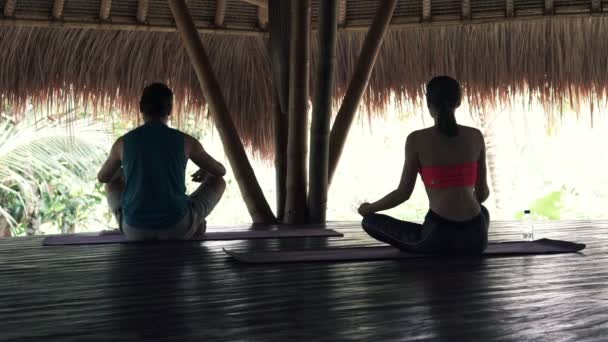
[0,220,606,341]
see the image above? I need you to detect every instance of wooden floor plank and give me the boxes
[0,220,605,341]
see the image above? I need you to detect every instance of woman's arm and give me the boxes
[359,135,418,216]
[475,131,490,203]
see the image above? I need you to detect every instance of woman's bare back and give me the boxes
[411,125,488,221]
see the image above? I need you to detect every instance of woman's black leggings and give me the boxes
[362,206,490,255]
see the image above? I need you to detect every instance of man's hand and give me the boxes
[358,202,374,217]
[191,169,209,183]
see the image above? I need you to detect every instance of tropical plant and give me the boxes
[0,119,109,236]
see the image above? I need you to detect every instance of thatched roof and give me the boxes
[0,0,607,157]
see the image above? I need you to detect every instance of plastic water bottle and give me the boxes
[522,210,534,241]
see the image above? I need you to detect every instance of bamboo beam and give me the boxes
[308,0,338,224]
[462,0,471,21]
[506,0,514,17]
[4,0,16,17]
[52,0,65,20]
[422,0,431,22]
[591,0,601,13]
[545,0,554,14]
[241,0,267,9]
[168,0,276,223]
[284,0,311,224]
[137,0,149,23]
[328,0,397,184]
[257,6,268,29]
[338,0,346,26]
[268,0,290,221]
[99,0,112,21]
[214,0,226,26]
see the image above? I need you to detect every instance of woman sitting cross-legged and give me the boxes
[358,76,491,255]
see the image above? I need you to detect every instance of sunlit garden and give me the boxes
[1,98,606,238]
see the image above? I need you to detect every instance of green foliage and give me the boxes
[39,174,104,233]
[0,120,109,235]
[514,189,564,220]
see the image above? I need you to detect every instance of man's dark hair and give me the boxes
[140,83,173,117]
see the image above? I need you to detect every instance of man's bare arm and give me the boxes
[186,135,226,177]
[98,138,123,183]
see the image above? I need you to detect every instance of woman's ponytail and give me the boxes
[436,104,459,137]
[426,76,462,138]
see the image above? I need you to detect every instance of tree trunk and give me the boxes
[482,120,506,216]
[328,0,397,185]
[268,0,290,221]
[308,0,338,224]
[284,0,311,224]
[168,0,276,223]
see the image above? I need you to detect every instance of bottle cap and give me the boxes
[524,210,531,214]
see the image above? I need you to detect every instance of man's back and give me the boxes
[121,122,188,229]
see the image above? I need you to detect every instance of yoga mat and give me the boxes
[225,239,586,263]
[43,228,343,246]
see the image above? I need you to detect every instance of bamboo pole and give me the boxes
[545,0,554,15]
[328,0,397,185]
[273,98,287,221]
[241,0,268,9]
[4,0,16,17]
[214,0,226,26]
[99,0,112,21]
[422,0,431,22]
[338,0,346,26]
[462,0,471,21]
[52,0,65,20]
[257,6,268,29]
[137,0,149,23]
[506,0,514,17]
[268,0,290,221]
[308,0,338,224]
[168,0,276,223]
[284,0,311,224]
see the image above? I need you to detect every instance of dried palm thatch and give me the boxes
[0,16,607,159]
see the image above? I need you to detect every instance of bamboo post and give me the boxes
[328,0,397,185]
[338,0,346,26]
[544,0,554,14]
[3,0,16,17]
[505,0,514,17]
[215,0,226,26]
[168,0,276,223]
[241,0,267,8]
[99,0,112,21]
[284,0,311,224]
[257,6,268,29]
[137,0,149,23]
[422,0,431,22]
[462,0,471,21]
[268,0,290,221]
[52,0,65,20]
[308,0,338,224]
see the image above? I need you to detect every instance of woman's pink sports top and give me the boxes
[419,162,478,188]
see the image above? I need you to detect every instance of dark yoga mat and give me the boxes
[225,239,586,263]
[43,228,343,246]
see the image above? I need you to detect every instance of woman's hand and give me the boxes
[358,202,374,216]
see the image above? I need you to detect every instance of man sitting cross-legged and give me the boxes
[97,83,227,240]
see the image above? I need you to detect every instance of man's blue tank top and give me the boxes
[121,122,188,229]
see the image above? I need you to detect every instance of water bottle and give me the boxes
[522,210,534,241]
